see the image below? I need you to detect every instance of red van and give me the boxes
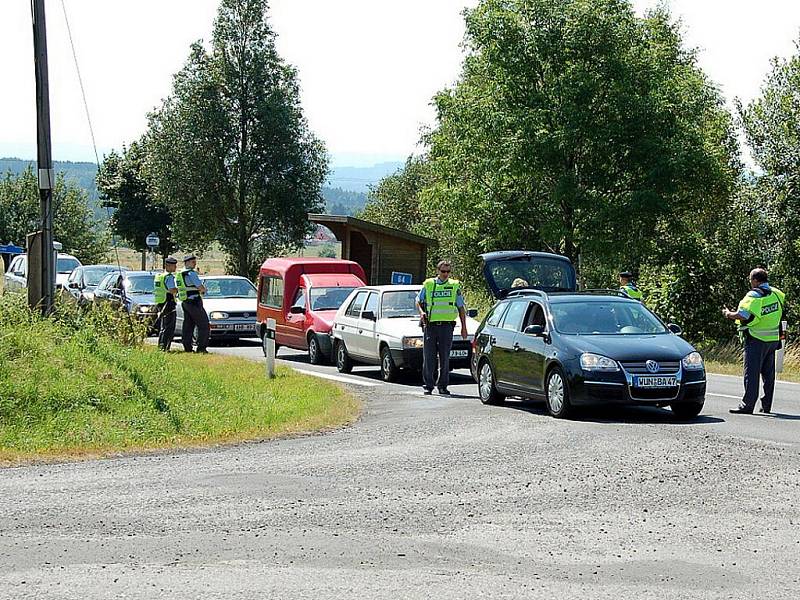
[256,258,367,363]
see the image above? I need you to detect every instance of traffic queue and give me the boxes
[2,246,786,420]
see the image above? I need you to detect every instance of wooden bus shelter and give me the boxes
[308,214,436,285]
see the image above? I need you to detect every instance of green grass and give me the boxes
[0,296,360,465]
[702,340,800,383]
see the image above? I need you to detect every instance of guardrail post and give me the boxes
[265,317,276,379]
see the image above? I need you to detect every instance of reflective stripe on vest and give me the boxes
[424,278,460,322]
[737,287,785,342]
[620,284,643,301]
[176,269,200,301]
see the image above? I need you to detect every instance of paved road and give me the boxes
[1,342,799,599]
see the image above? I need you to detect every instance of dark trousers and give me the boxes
[423,322,455,391]
[741,336,781,411]
[181,297,210,352]
[157,300,176,351]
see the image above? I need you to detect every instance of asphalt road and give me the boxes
[1,342,799,599]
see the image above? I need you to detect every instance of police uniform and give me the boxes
[176,255,210,353]
[418,277,465,393]
[734,283,786,413]
[619,271,643,301]
[154,257,178,351]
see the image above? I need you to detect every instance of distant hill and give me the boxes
[0,157,104,221]
[1,157,400,220]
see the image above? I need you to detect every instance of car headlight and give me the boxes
[209,311,229,320]
[580,352,619,372]
[402,336,424,349]
[682,351,704,370]
[137,305,156,314]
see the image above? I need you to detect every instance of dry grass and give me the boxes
[703,340,800,383]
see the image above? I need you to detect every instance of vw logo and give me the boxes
[243,313,249,318]
[646,360,660,373]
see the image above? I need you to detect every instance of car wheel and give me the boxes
[478,360,505,405]
[671,401,704,420]
[308,334,323,365]
[380,346,399,383]
[546,366,573,418]
[335,340,353,373]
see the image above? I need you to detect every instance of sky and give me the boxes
[2,0,800,167]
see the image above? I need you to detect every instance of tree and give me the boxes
[416,0,739,292]
[96,139,175,258]
[360,156,430,234]
[738,40,800,304]
[146,0,327,278]
[0,168,108,264]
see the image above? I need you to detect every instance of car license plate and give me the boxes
[235,324,255,331]
[450,349,468,358]
[634,376,677,388]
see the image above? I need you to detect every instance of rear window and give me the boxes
[488,258,574,292]
[260,276,284,308]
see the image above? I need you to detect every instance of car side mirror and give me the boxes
[667,323,682,335]
[524,324,546,337]
[289,305,306,315]
[361,310,376,321]
[467,308,479,318]
[68,281,80,289]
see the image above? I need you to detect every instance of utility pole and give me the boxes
[31,0,55,313]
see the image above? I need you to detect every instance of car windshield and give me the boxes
[84,266,122,286]
[204,278,257,298]
[381,290,419,318]
[125,274,155,295]
[551,300,668,335]
[57,257,81,274]
[488,258,574,292]
[310,287,358,311]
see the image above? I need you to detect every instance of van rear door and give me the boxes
[480,251,577,299]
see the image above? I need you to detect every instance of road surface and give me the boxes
[1,342,798,599]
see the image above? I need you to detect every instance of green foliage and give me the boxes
[96,140,175,256]
[146,0,327,279]
[323,186,367,216]
[0,168,109,264]
[0,294,357,462]
[360,156,430,234]
[317,243,337,258]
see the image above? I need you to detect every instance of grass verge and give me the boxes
[702,340,800,383]
[0,296,359,465]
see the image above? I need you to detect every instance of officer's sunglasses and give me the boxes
[439,269,451,274]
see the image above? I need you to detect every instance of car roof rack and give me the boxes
[504,288,549,299]
[573,289,630,298]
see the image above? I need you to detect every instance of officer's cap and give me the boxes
[183,254,196,262]
[619,270,633,278]
[165,257,178,265]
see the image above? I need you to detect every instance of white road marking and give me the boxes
[707,392,740,399]
[291,369,381,387]
[709,372,799,386]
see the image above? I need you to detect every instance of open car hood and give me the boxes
[480,251,577,299]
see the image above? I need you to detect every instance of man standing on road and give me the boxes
[722,268,786,414]
[176,255,210,354]
[416,260,468,396]
[619,271,643,301]
[154,257,179,352]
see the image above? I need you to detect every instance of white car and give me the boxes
[4,253,82,292]
[331,285,481,382]
[176,275,259,343]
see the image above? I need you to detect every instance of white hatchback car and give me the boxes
[331,285,481,382]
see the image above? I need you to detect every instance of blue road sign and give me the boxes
[391,271,413,285]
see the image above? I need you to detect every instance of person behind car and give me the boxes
[722,268,786,414]
[512,277,529,288]
[154,257,179,352]
[176,255,210,354]
[619,270,643,300]
[416,260,468,396]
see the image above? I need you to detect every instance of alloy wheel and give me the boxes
[547,372,565,414]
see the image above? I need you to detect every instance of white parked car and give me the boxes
[331,285,481,382]
[176,275,258,343]
[4,253,82,292]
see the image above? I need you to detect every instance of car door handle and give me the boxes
[489,336,496,344]
[358,329,363,334]
[513,343,521,352]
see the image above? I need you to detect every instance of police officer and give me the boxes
[153,257,179,351]
[722,268,786,414]
[416,260,468,396]
[176,255,210,353]
[619,271,643,300]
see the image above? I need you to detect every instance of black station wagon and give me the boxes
[471,252,706,419]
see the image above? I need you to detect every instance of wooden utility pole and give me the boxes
[31,0,55,313]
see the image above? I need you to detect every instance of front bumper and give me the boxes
[208,320,258,338]
[390,339,473,370]
[571,367,706,406]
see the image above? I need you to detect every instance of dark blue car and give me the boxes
[471,252,706,419]
[93,270,159,330]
